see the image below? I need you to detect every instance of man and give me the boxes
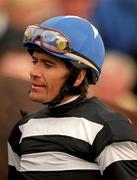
[8,16,137,180]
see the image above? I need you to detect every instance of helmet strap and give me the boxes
[47,66,80,107]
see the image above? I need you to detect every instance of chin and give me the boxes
[29,93,44,103]
[29,91,50,104]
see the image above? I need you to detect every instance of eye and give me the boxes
[32,59,38,65]
[44,61,53,68]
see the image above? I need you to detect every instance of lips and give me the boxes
[32,83,45,88]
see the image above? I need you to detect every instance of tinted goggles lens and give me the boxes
[23,25,70,54]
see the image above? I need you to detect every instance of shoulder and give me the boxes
[17,106,49,126]
[83,97,137,157]
[90,98,137,141]
[75,97,123,124]
[9,106,49,141]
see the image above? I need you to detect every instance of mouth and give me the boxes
[31,83,45,88]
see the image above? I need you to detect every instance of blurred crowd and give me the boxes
[0,0,137,179]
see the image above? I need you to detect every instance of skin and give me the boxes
[29,51,86,104]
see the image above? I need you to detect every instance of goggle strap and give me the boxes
[65,52,99,73]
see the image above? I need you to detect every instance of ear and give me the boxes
[73,69,86,87]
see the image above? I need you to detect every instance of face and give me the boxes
[29,51,71,103]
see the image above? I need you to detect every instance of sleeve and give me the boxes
[8,143,20,180]
[8,123,22,180]
[96,141,137,180]
[93,112,137,180]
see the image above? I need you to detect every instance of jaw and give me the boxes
[29,87,60,104]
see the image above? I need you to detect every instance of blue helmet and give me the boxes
[23,16,105,84]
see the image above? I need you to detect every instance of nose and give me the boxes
[30,64,41,79]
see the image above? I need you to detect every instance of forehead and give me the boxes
[33,51,65,64]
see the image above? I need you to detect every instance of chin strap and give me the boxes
[47,66,80,107]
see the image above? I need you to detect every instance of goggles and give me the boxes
[23,25,100,73]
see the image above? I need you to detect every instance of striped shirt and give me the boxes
[8,96,137,180]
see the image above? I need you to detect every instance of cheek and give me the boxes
[43,69,70,88]
[45,75,66,93]
[42,71,69,96]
